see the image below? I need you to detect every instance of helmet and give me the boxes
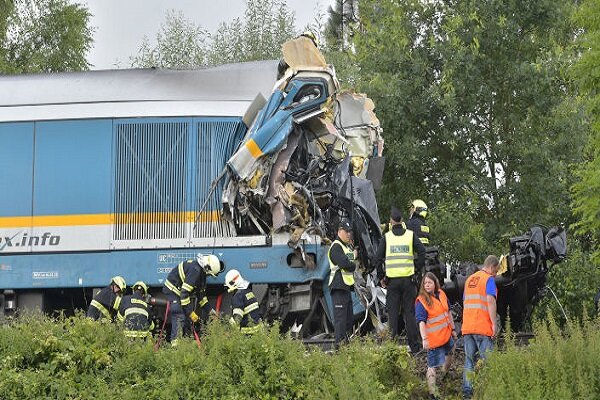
[412,199,428,218]
[197,254,224,277]
[224,269,243,293]
[111,276,126,292]
[300,30,319,48]
[132,281,148,296]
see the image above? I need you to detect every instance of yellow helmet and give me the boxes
[412,199,428,218]
[132,281,148,296]
[111,276,126,292]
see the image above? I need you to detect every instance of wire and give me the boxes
[545,285,568,321]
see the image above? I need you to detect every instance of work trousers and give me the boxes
[386,276,421,353]
[167,294,191,342]
[463,334,493,398]
[331,289,353,346]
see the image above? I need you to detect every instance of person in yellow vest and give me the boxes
[328,218,357,347]
[416,272,458,400]
[375,206,426,354]
[461,255,500,399]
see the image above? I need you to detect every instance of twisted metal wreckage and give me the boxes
[222,36,385,272]
[206,36,568,338]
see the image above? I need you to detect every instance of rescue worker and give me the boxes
[162,254,223,345]
[462,255,500,399]
[375,206,426,354]
[416,272,458,400]
[406,199,431,245]
[117,281,154,339]
[224,269,261,334]
[328,218,357,347]
[87,276,126,321]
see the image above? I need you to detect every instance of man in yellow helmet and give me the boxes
[375,207,426,354]
[406,199,431,245]
[117,281,155,339]
[86,276,126,321]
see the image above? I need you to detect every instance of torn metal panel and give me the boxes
[223,35,385,272]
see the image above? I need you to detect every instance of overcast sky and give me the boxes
[76,0,332,70]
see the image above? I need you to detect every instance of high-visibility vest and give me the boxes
[417,289,452,348]
[385,230,414,278]
[462,270,495,336]
[328,240,355,286]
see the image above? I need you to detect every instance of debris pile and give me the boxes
[223,36,385,270]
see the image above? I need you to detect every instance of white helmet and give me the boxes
[412,199,428,218]
[197,254,223,277]
[224,269,243,293]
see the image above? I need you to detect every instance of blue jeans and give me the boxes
[463,334,493,397]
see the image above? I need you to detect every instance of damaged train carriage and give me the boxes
[0,37,384,337]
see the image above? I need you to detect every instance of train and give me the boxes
[0,37,386,339]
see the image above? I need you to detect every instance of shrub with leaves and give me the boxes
[0,313,424,399]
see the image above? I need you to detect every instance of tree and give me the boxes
[131,0,297,68]
[571,0,600,264]
[0,0,93,73]
[130,10,209,69]
[352,0,586,261]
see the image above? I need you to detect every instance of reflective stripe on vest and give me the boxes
[113,296,122,311]
[165,279,181,296]
[124,307,149,318]
[90,299,111,319]
[385,230,414,278]
[462,270,494,336]
[241,323,261,334]
[417,289,452,348]
[124,330,150,338]
[328,240,355,286]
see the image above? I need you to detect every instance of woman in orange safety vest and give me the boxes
[415,272,458,400]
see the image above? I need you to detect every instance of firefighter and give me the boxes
[162,254,223,345]
[224,269,262,334]
[375,207,426,354]
[406,199,431,245]
[461,255,500,399]
[87,276,126,321]
[117,281,154,339]
[328,218,357,347]
[416,272,458,400]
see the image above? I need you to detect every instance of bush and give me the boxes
[0,313,423,399]
[474,316,600,399]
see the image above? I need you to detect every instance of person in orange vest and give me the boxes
[461,255,500,399]
[415,272,458,400]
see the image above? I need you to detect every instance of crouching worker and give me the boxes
[162,254,223,345]
[224,269,262,334]
[117,281,154,339]
[415,272,457,400]
[87,276,126,321]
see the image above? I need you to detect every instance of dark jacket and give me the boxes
[375,224,426,280]
[118,291,154,337]
[87,285,121,321]
[328,236,356,291]
[406,215,431,245]
[162,259,210,316]
[231,286,261,328]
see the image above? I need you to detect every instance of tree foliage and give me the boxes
[351,0,586,261]
[571,0,600,264]
[0,0,93,73]
[131,0,297,69]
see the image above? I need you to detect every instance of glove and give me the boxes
[189,311,199,323]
